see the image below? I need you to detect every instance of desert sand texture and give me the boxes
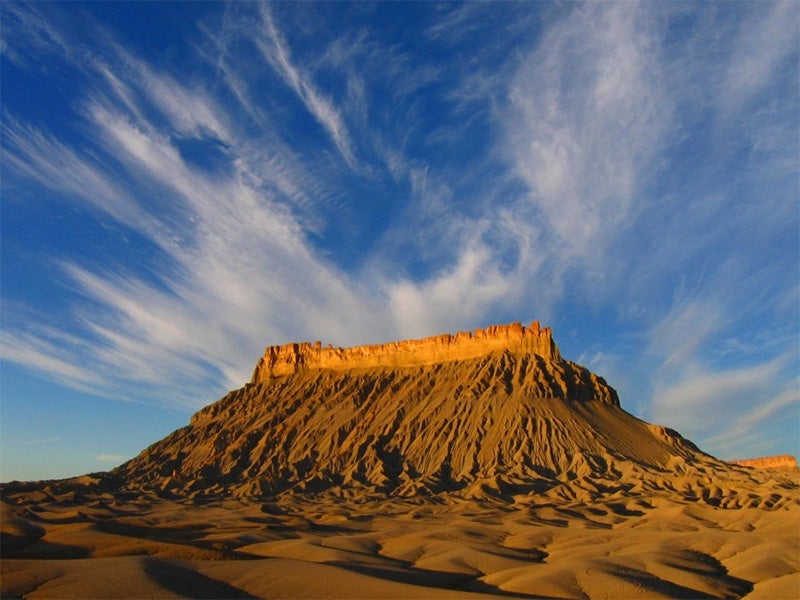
[2,465,799,599]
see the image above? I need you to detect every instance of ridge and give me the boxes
[251,320,560,382]
[730,455,797,470]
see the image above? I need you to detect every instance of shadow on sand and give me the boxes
[143,557,255,599]
[328,560,548,599]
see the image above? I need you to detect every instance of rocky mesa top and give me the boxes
[250,321,562,383]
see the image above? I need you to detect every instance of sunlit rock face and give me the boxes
[250,321,561,381]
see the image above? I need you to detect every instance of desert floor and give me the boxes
[2,473,798,599]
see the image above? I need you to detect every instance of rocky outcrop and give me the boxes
[251,321,560,382]
[730,455,797,470]
[112,322,738,500]
[116,350,689,498]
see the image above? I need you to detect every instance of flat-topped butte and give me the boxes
[251,321,561,382]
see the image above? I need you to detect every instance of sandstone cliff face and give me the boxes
[251,321,560,383]
[730,455,797,470]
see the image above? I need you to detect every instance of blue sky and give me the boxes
[1,2,798,481]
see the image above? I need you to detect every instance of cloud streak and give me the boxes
[96,454,127,463]
[1,7,387,407]
[255,4,357,170]
[649,353,798,457]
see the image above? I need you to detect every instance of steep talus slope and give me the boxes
[115,343,718,501]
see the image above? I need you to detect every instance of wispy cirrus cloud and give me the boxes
[644,270,799,458]
[707,383,800,457]
[716,0,798,124]
[255,4,357,170]
[495,2,797,459]
[0,330,104,391]
[96,453,127,463]
[1,5,388,406]
[649,353,798,458]
[506,2,670,264]
[383,2,675,332]
[1,114,160,237]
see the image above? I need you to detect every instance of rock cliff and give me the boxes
[111,321,736,499]
[251,321,560,383]
[730,455,797,470]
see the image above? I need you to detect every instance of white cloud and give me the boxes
[644,281,798,456]
[1,20,386,406]
[0,3,75,66]
[506,2,670,264]
[708,383,800,451]
[0,329,107,392]
[96,38,233,144]
[255,4,357,170]
[387,241,514,338]
[649,354,798,456]
[96,454,126,463]
[647,300,724,373]
[1,115,162,239]
[652,359,785,421]
[716,1,798,123]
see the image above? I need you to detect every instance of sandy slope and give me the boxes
[2,468,798,599]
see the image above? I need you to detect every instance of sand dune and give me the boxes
[2,473,798,599]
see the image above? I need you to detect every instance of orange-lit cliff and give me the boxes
[251,321,560,382]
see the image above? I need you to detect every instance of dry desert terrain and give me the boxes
[3,322,798,599]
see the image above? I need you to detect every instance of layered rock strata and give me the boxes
[730,455,797,470]
[251,321,560,382]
